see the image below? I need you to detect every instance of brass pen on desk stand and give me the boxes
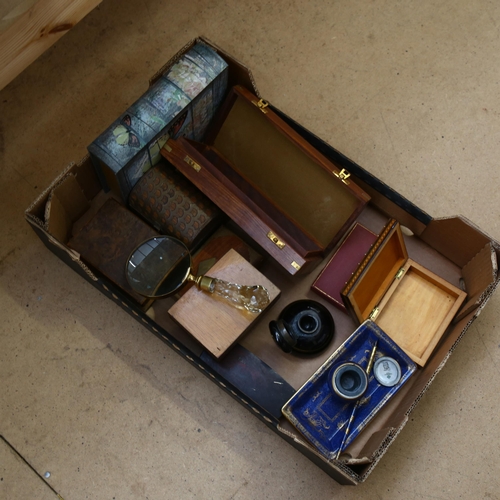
[366,341,378,374]
[335,341,378,460]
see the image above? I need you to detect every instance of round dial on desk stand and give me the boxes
[373,357,402,387]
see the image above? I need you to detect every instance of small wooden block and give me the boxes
[168,249,280,358]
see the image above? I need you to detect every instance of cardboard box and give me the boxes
[25,37,500,485]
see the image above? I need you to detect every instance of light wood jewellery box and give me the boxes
[341,219,467,366]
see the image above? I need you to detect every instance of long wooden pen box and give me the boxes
[161,85,370,275]
[341,219,467,366]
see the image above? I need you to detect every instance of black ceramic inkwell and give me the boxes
[329,341,378,401]
[269,300,335,354]
[330,362,368,400]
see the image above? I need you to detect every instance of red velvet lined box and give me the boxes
[311,223,377,312]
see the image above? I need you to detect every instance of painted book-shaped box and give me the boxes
[88,42,229,202]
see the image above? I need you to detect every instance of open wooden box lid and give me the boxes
[162,85,370,275]
[342,219,407,322]
[205,85,370,251]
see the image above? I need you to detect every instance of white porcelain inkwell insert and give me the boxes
[373,356,402,387]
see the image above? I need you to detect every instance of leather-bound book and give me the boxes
[68,198,159,308]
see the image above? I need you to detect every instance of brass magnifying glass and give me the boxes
[126,236,270,313]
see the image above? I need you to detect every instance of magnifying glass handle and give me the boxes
[188,275,270,313]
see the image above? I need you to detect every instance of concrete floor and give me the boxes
[1,0,500,498]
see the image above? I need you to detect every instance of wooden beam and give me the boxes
[0,0,102,91]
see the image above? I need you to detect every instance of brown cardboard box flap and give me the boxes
[455,242,498,321]
[46,174,90,243]
[420,215,493,267]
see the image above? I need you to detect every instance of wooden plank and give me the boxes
[0,0,102,90]
[0,1,38,34]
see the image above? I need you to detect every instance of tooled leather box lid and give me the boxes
[342,219,408,322]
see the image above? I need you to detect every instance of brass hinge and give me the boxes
[291,261,301,271]
[333,168,351,185]
[253,98,269,113]
[395,267,405,279]
[184,155,201,172]
[369,307,380,321]
[267,230,285,249]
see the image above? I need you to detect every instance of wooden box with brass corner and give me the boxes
[161,85,371,275]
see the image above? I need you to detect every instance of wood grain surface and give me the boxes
[168,249,280,358]
[0,0,102,90]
